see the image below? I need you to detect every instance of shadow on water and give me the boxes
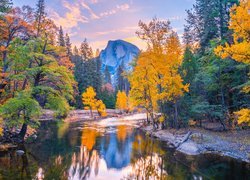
[0,120,249,179]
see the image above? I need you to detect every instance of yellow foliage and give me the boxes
[116,91,128,111]
[127,93,135,112]
[215,0,250,64]
[57,122,70,139]
[117,125,131,142]
[234,108,250,126]
[96,100,107,117]
[159,116,165,123]
[82,86,107,117]
[129,31,189,116]
[0,117,3,136]
[81,127,99,150]
[82,86,96,111]
[188,119,197,126]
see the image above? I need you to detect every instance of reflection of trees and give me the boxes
[124,133,168,179]
[0,145,38,179]
[124,154,168,180]
[68,147,100,179]
[81,127,100,151]
[117,125,132,142]
[42,127,101,179]
[1,122,249,179]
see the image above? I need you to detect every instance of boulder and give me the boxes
[16,150,25,156]
[177,141,200,155]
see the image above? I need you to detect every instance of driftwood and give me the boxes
[173,131,192,148]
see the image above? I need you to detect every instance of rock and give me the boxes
[100,40,140,84]
[32,134,37,140]
[177,141,200,155]
[16,150,25,156]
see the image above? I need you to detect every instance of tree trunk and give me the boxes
[19,123,28,140]
[174,102,178,129]
[3,50,8,73]
[219,62,227,131]
[146,112,150,124]
[90,108,93,118]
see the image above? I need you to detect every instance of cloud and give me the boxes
[100,3,130,17]
[95,26,138,36]
[79,1,100,19]
[49,0,88,30]
[116,4,130,11]
[168,15,184,21]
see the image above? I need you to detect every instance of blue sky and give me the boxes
[12,0,195,50]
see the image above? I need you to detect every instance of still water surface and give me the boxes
[0,120,249,179]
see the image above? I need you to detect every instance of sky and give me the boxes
[12,0,195,51]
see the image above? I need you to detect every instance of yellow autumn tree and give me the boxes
[82,86,107,118]
[129,18,189,128]
[96,100,107,117]
[234,109,250,126]
[116,91,128,112]
[215,0,250,64]
[215,0,250,126]
[129,51,159,126]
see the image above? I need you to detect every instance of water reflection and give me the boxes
[0,121,249,179]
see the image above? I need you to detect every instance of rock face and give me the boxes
[100,40,140,83]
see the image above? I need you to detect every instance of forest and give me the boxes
[0,0,249,140]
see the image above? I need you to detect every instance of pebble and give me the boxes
[16,150,25,156]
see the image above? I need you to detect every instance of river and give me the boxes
[0,117,249,179]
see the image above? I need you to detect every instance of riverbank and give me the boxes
[141,125,250,163]
[1,110,249,164]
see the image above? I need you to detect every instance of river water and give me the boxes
[0,118,249,179]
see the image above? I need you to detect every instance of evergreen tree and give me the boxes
[72,39,103,107]
[35,0,46,37]
[116,63,130,93]
[184,0,238,50]
[104,66,111,84]
[65,33,72,57]
[0,0,12,14]
[94,56,102,94]
[73,46,78,55]
[58,26,65,47]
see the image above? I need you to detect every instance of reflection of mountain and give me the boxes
[100,132,133,169]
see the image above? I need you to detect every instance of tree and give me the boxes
[96,100,107,117]
[73,46,79,56]
[129,51,159,126]
[65,33,72,57]
[215,0,250,126]
[99,83,116,109]
[58,26,65,47]
[116,63,130,93]
[34,0,46,37]
[116,91,128,112]
[0,0,78,141]
[234,108,250,126]
[0,0,12,14]
[0,6,34,72]
[184,0,238,50]
[0,92,41,140]
[215,0,250,64]
[82,86,107,118]
[104,66,111,84]
[80,38,93,60]
[130,18,189,129]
